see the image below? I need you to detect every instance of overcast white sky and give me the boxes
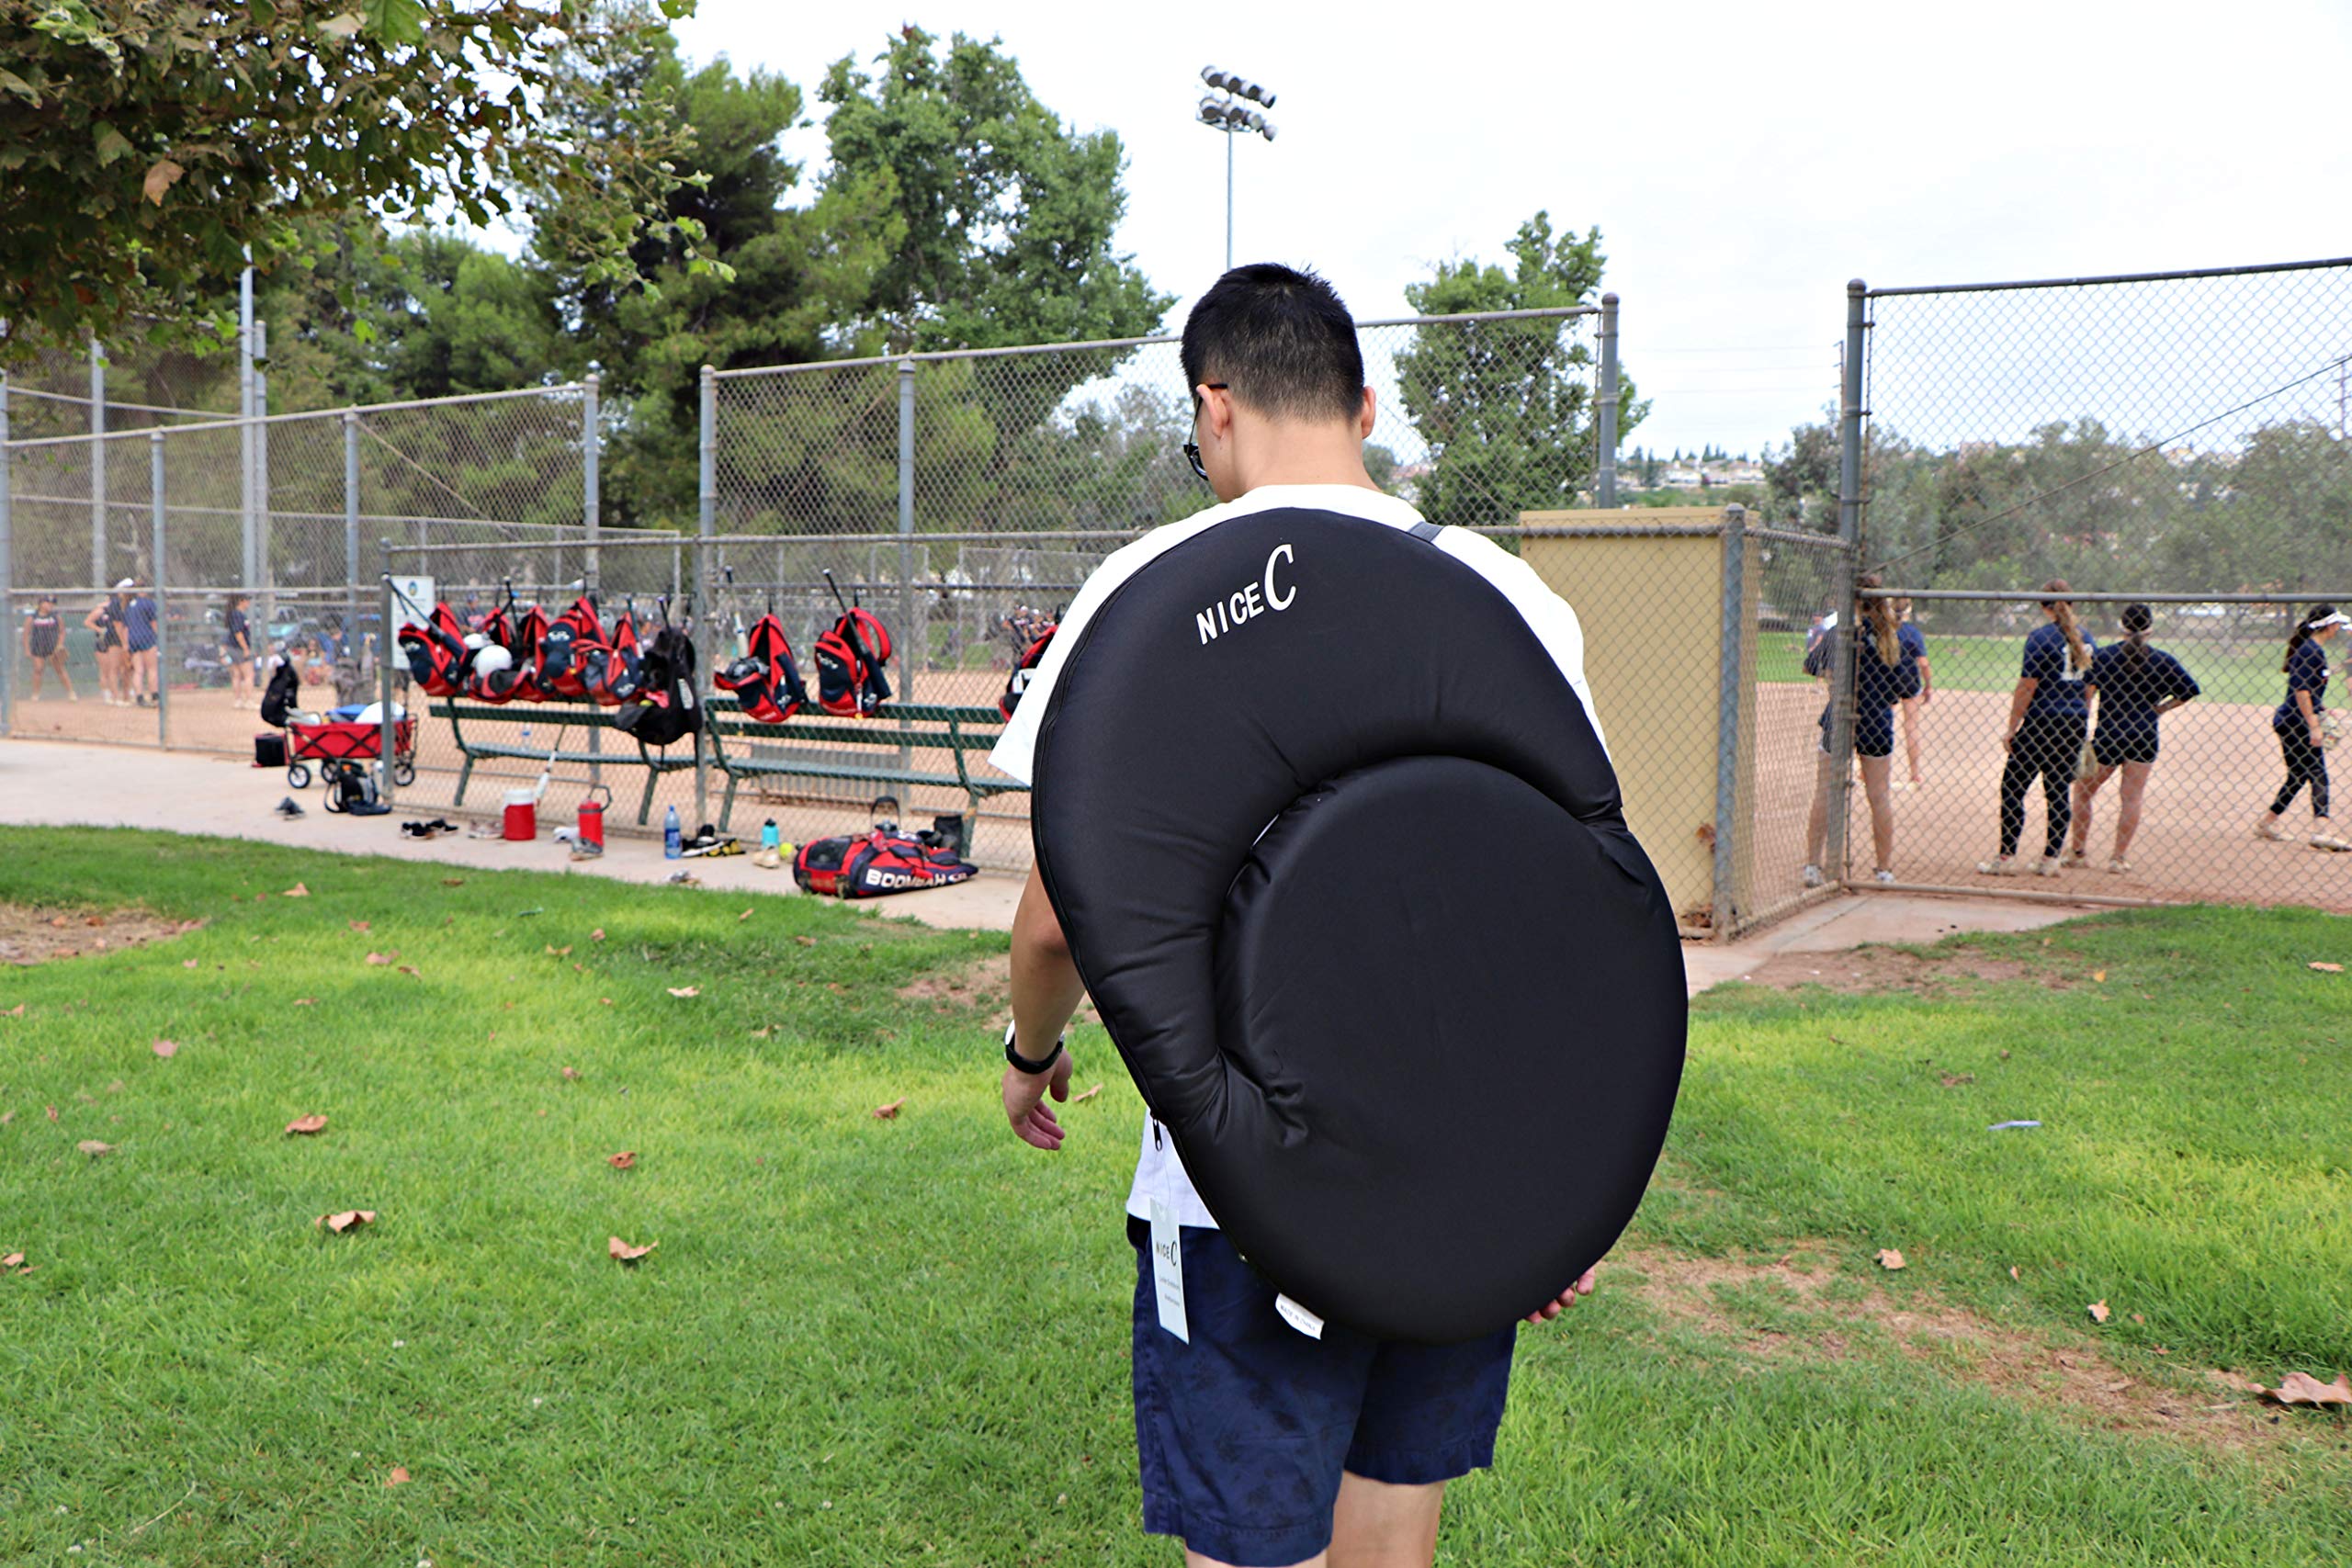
[667,0,2352,459]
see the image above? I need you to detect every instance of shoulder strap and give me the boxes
[1408,520,1443,542]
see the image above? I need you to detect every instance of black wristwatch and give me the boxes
[1004,1021,1065,1076]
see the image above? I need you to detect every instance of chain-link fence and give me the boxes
[2,382,602,755]
[1815,260,2352,913]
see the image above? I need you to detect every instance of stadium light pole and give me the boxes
[1197,66,1276,272]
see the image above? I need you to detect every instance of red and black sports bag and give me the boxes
[592,608,644,706]
[999,622,1057,719]
[714,613,808,724]
[398,601,471,697]
[792,828,978,898]
[537,595,608,701]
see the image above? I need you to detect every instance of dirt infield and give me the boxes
[1753,682,2351,915]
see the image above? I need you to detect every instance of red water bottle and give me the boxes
[578,784,610,850]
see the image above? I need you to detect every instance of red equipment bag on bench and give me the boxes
[538,595,608,700]
[714,613,808,724]
[398,601,471,697]
[792,828,978,898]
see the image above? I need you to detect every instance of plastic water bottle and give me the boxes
[663,805,683,860]
[760,818,780,852]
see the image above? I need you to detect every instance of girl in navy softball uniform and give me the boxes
[2068,603,2199,874]
[1981,580,2095,878]
[1895,597,1932,786]
[1801,575,1919,887]
[2255,604,2348,852]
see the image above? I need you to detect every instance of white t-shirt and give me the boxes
[989,483,1606,1227]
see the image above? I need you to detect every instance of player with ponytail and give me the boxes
[2070,603,2199,873]
[2256,603,2348,851]
[1980,579,2096,877]
[1801,573,1919,887]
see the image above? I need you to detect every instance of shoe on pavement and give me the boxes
[1976,857,2017,876]
[2312,831,2352,852]
[752,848,785,871]
[1872,868,1896,885]
[2107,857,2131,874]
[2255,818,2287,841]
[1801,863,1825,888]
[2034,856,2064,877]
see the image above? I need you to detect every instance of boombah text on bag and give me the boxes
[791,829,978,898]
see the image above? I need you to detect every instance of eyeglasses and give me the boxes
[1182,383,1229,484]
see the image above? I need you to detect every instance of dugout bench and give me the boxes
[430,697,699,825]
[702,698,1023,834]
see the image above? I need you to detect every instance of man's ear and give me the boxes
[1357,385,1377,441]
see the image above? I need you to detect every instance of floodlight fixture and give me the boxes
[1194,64,1279,270]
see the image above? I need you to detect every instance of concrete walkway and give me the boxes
[0,737,2094,988]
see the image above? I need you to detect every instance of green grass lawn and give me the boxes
[3,829,2348,1565]
[1755,630,2297,703]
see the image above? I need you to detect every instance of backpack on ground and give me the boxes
[613,606,701,748]
[397,601,471,696]
[259,661,300,728]
[792,827,978,898]
[814,571,892,717]
[714,612,808,725]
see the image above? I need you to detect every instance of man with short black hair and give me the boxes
[989,265,1604,1568]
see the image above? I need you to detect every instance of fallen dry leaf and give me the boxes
[738,908,755,923]
[608,1235,657,1264]
[182,958,198,969]
[751,1026,773,1039]
[365,952,396,965]
[667,986,700,998]
[592,928,605,942]
[283,883,310,897]
[2310,962,2345,974]
[2008,1265,2021,1280]
[608,1151,637,1170]
[1071,1083,1104,1103]
[385,1467,410,1487]
[152,1039,178,1059]
[599,998,613,1007]
[873,1098,906,1120]
[348,919,369,932]
[794,935,816,948]
[2259,1371,2352,1407]
[1939,1072,1974,1088]
[286,1114,329,1136]
[46,1105,58,1122]
[1875,1248,1906,1270]
[545,944,572,956]
[440,877,465,886]
[78,1140,115,1157]
[2088,1300,2112,1324]
[2091,969,2107,983]
[0,1111,12,1124]
[317,1210,377,1234]
[2132,1313,2146,1324]
[1,1252,22,1269]
[396,965,419,977]
[294,998,317,1007]
[560,1066,582,1081]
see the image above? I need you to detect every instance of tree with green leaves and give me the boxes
[0,0,711,361]
[1395,212,1645,527]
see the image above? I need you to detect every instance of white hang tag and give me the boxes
[1274,1293,1325,1341]
[1148,1199,1189,1343]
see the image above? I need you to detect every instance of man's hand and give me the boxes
[1002,1049,1075,1151]
[1524,1267,1599,1325]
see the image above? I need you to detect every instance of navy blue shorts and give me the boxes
[1127,1217,1517,1567]
[2093,726,2159,766]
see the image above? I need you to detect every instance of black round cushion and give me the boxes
[1033,507,1685,1344]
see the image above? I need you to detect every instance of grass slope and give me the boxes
[1,829,2346,1565]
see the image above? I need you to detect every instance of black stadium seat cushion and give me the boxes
[1032,508,1686,1344]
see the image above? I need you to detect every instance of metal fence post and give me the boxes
[1712,504,1747,935]
[897,357,918,701]
[151,432,166,747]
[582,372,601,591]
[254,319,270,619]
[695,365,717,828]
[240,269,256,590]
[344,411,360,629]
[379,561,396,815]
[1595,294,1620,509]
[89,339,107,590]
[0,368,12,737]
[1824,279,1870,878]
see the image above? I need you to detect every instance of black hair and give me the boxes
[1180,264,1365,424]
[2120,602,2151,667]
[2285,603,2339,672]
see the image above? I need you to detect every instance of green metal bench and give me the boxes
[429,698,700,825]
[703,697,1023,834]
